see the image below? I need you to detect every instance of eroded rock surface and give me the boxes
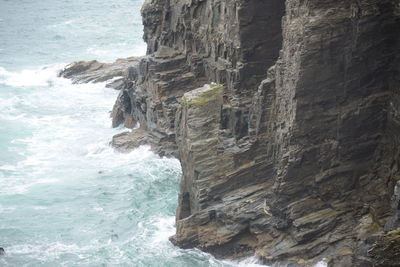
[63,0,400,266]
[59,57,141,90]
[111,129,149,152]
[369,228,400,267]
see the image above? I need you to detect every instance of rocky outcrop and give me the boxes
[59,57,142,128]
[111,129,149,152]
[59,57,141,90]
[63,0,400,265]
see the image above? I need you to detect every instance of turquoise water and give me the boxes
[0,0,266,266]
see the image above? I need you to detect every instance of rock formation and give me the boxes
[60,57,141,90]
[62,0,400,266]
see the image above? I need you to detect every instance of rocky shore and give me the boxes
[61,0,400,266]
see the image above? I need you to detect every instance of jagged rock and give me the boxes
[63,0,400,265]
[368,228,400,267]
[59,57,141,90]
[139,0,399,265]
[385,181,400,232]
[111,129,149,152]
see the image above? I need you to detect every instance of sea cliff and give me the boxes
[62,0,400,266]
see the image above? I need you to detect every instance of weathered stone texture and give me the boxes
[63,0,400,265]
[170,0,399,265]
[60,57,140,89]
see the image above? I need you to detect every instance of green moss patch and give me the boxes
[181,84,224,107]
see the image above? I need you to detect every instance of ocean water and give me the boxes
[0,0,267,266]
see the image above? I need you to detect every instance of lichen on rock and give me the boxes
[368,228,400,267]
[181,84,223,107]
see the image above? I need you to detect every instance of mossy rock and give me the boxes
[369,227,400,266]
[387,228,400,241]
[181,84,224,108]
[181,96,188,106]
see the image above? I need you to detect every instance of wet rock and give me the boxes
[111,129,149,152]
[110,127,177,157]
[0,247,5,255]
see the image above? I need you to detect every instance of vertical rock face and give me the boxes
[111,0,400,265]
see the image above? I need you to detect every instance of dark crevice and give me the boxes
[178,192,191,220]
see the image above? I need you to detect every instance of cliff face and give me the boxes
[110,0,400,265]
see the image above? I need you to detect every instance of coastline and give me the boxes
[60,0,400,266]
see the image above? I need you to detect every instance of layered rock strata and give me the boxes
[63,0,400,266]
[60,57,141,90]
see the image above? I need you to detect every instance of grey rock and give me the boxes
[368,228,400,267]
[59,57,141,90]
[63,0,400,265]
[385,181,400,232]
[111,129,149,152]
